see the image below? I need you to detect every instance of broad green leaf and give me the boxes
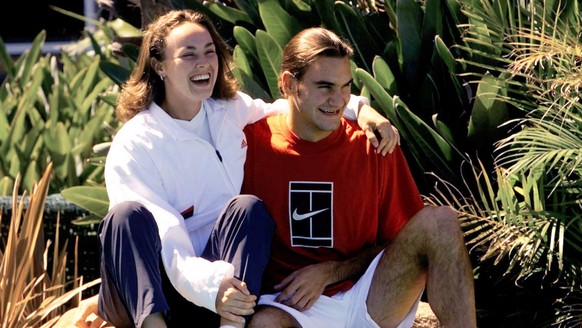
[88,32,103,57]
[0,176,14,196]
[72,214,104,225]
[74,60,101,111]
[22,160,41,193]
[313,0,339,31]
[233,43,271,101]
[383,1,398,31]
[233,0,261,24]
[18,107,44,159]
[233,67,273,102]
[395,98,456,172]
[108,18,142,38]
[233,26,259,62]
[355,68,398,124]
[44,122,72,155]
[467,73,509,145]
[364,10,395,46]
[1,105,25,156]
[206,2,254,25]
[99,92,118,107]
[349,61,361,90]
[233,46,253,78]
[60,52,78,81]
[19,31,45,86]
[61,186,110,218]
[434,35,459,73]
[76,111,110,155]
[422,0,441,47]
[432,113,455,144]
[122,43,140,62]
[255,30,283,99]
[334,2,377,72]
[396,0,423,87]
[258,0,303,48]
[371,56,397,95]
[99,61,132,86]
[0,105,9,142]
[50,5,101,26]
[176,0,219,21]
[0,35,15,77]
[81,76,115,113]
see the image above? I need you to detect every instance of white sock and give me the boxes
[219,326,238,328]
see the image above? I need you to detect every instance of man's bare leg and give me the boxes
[248,305,302,328]
[142,312,167,328]
[367,206,476,328]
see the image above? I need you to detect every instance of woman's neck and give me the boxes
[162,98,202,121]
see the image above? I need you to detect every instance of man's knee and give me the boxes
[248,306,300,328]
[413,205,461,234]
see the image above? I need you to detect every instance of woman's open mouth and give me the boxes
[191,73,211,85]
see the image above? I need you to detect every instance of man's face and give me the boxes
[288,56,352,142]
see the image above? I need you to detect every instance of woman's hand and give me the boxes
[357,104,400,155]
[216,277,257,325]
[53,294,110,328]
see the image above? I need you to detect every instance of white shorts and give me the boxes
[258,250,421,328]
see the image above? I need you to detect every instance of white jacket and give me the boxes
[104,91,362,312]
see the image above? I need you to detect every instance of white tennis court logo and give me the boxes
[289,181,333,248]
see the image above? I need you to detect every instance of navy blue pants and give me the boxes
[97,195,274,327]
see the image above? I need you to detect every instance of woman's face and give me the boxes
[157,22,219,119]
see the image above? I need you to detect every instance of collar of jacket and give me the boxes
[148,100,227,142]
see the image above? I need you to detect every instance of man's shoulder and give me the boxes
[245,114,283,132]
[342,118,369,143]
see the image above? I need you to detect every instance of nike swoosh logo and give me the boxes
[292,208,329,221]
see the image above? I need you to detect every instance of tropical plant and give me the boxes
[0,163,100,328]
[0,10,145,197]
[426,0,582,326]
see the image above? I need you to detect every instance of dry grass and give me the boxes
[0,162,100,328]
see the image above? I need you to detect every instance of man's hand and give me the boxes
[274,263,336,312]
[357,104,400,156]
[216,277,257,325]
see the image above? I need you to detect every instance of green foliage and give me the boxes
[433,1,582,325]
[0,32,118,196]
[10,0,578,326]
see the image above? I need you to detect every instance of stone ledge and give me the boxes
[413,301,442,328]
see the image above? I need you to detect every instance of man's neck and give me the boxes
[285,113,333,143]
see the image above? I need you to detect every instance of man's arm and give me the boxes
[274,244,385,312]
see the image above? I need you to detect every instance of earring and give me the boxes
[160,75,164,81]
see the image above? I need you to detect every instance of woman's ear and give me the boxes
[150,58,164,77]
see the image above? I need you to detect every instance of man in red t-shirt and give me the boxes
[242,27,476,328]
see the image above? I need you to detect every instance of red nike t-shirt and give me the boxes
[242,115,424,296]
